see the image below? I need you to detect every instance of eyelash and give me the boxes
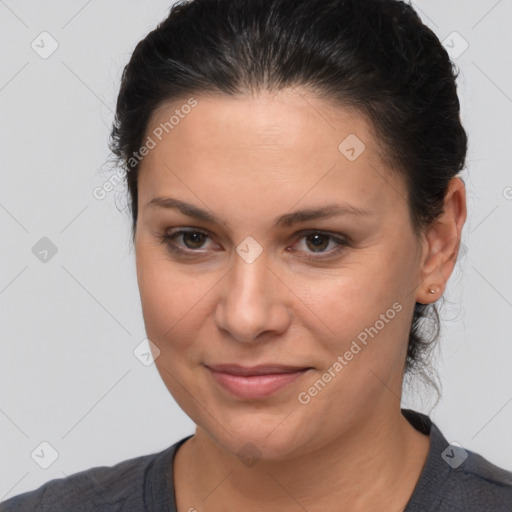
[158,228,349,261]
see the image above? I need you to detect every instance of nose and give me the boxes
[215,247,291,343]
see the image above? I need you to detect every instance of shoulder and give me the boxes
[441,448,512,510]
[402,409,512,512]
[0,448,170,512]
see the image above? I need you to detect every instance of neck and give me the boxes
[173,405,430,512]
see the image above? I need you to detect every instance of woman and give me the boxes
[2,0,511,510]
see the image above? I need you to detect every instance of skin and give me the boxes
[134,87,467,511]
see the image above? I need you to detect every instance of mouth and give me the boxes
[204,363,313,400]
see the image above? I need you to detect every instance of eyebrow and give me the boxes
[146,196,372,229]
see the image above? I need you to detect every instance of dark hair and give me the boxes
[109,0,467,399]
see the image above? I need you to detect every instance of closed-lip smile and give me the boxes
[204,363,312,399]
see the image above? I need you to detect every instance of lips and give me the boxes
[205,363,312,399]
[206,364,310,376]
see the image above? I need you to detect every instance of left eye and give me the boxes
[293,232,344,254]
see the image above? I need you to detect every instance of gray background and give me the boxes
[1,0,511,500]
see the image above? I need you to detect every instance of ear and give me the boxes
[415,177,467,305]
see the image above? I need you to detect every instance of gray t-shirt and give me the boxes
[1,409,511,511]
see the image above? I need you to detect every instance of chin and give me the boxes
[202,410,318,463]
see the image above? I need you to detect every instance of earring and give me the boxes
[428,286,440,295]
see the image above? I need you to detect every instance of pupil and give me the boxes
[185,232,204,248]
[308,234,328,251]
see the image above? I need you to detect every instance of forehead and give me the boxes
[137,89,407,221]
[145,88,375,157]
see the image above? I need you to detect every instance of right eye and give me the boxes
[159,228,220,255]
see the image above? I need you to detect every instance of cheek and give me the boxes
[135,247,215,409]
[294,259,397,339]
[296,253,411,379]
[135,245,218,352]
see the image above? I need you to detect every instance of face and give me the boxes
[134,88,425,460]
